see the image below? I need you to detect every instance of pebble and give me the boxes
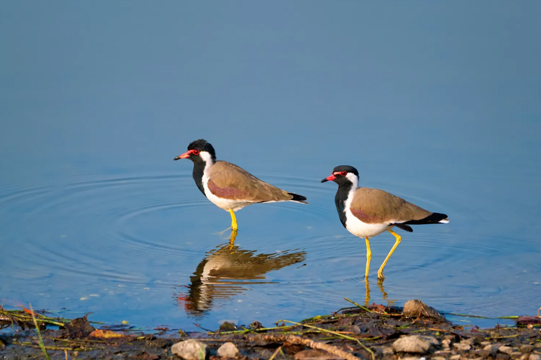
[374,346,394,357]
[453,341,472,351]
[529,354,541,360]
[450,355,461,360]
[217,342,239,358]
[520,345,534,353]
[392,335,439,354]
[484,344,500,355]
[171,339,207,360]
[499,346,514,355]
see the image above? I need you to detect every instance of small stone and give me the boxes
[520,345,534,354]
[484,344,500,356]
[345,325,361,334]
[402,299,447,322]
[374,346,394,357]
[497,354,510,360]
[218,321,237,332]
[481,341,492,347]
[294,349,338,359]
[392,335,439,354]
[529,354,541,360]
[453,342,471,351]
[442,339,452,350]
[510,352,523,358]
[432,357,447,360]
[520,355,529,360]
[217,342,239,358]
[450,355,461,360]
[499,346,514,355]
[249,321,263,329]
[171,339,207,360]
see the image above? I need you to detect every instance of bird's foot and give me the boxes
[377,271,385,282]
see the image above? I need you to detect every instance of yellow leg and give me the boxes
[377,229,402,280]
[365,237,371,279]
[229,209,238,231]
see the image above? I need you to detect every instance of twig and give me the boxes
[30,304,50,360]
[268,346,282,360]
[443,312,518,319]
[277,319,375,360]
[344,298,376,314]
[256,334,362,360]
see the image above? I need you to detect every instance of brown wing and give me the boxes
[350,187,432,224]
[206,161,296,202]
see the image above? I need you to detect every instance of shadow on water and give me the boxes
[176,230,306,316]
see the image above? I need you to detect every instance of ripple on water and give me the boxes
[1,172,539,329]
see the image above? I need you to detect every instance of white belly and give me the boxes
[344,208,391,238]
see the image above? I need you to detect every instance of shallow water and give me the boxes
[1,2,540,331]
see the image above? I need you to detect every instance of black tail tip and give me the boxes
[289,193,308,204]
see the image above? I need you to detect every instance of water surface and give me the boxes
[1,1,540,331]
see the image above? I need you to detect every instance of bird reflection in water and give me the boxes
[176,232,306,316]
[364,278,396,308]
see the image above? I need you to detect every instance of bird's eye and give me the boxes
[340,171,347,176]
[192,150,200,155]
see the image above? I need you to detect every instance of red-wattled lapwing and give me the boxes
[174,139,308,232]
[321,165,448,281]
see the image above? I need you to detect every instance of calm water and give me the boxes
[1,2,540,331]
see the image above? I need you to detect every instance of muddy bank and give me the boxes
[1,300,540,359]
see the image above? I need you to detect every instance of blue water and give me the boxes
[1,2,540,331]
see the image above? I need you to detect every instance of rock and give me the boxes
[61,314,95,338]
[294,349,338,359]
[374,346,394,358]
[450,355,461,360]
[432,357,447,360]
[529,355,541,360]
[392,335,439,354]
[402,299,447,322]
[217,342,239,358]
[171,339,207,360]
[218,321,237,332]
[453,341,472,351]
[520,345,534,354]
[499,346,514,355]
[484,344,501,356]
[345,325,361,334]
[249,321,263,329]
[510,352,523,358]
[441,338,452,350]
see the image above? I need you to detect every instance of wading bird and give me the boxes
[322,165,448,281]
[175,139,307,234]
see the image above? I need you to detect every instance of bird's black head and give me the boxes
[321,165,359,186]
[174,139,217,163]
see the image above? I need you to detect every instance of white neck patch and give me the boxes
[345,172,359,189]
[199,151,215,175]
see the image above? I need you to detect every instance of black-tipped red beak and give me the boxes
[321,174,336,183]
[174,150,192,161]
